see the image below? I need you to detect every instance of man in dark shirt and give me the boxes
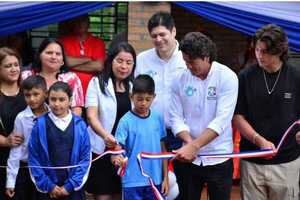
[233,24,300,200]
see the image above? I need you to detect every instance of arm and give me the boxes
[6,116,24,190]
[169,79,191,141]
[68,57,104,73]
[65,56,91,67]
[0,134,23,147]
[69,73,84,116]
[175,71,239,162]
[232,115,275,150]
[86,107,116,147]
[28,123,56,193]
[85,79,116,147]
[64,36,105,73]
[63,121,91,193]
[175,129,218,162]
[296,131,300,144]
[233,71,275,150]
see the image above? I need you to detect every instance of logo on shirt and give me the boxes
[185,86,196,96]
[207,86,217,100]
[146,70,158,78]
[284,92,292,99]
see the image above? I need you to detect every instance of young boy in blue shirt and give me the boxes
[6,75,48,200]
[112,74,169,200]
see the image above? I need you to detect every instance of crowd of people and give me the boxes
[0,11,299,200]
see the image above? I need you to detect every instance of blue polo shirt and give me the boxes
[115,110,166,188]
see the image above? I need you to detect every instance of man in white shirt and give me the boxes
[135,11,187,200]
[170,32,238,200]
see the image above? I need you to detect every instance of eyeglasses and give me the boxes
[113,58,134,66]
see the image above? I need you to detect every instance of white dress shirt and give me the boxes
[135,41,186,128]
[6,106,41,188]
[48,110,73,131]
[169,61,239,166]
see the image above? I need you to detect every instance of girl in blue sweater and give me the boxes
[28,81,91,200]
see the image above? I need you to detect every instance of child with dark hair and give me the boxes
[6,75,48,200]
[112,74,169,200]
[28,81,91,200]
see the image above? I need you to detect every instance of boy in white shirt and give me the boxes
[6,75,48,199]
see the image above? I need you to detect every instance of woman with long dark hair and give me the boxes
[85,42,136,200]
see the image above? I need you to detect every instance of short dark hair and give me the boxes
[179,32,217,63]
[132,74,155,95]
[48,81,72,99]
[254,23,288,61]
[147,11,175,33]
[21,75,47,91]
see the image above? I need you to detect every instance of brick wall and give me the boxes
[127,2,249,72]
[171,4,249,72]
[128,2,170,54]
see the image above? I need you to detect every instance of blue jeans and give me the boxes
[123,185,162,200]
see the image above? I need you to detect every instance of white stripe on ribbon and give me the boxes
[137,153,167,200]
[137,119,300,200]
[0,150,125,170]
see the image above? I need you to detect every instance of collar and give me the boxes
[24,103,50,118]
[23,106,35,118]
[48,110,72,123]
[155,40,180,62]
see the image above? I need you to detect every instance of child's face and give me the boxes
[131,93,155,116]
[48,89,71,118]
[23,87,47,111]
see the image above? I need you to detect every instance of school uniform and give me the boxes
[6,106,44,200]
[115,110,166,200]
[28,112,91,200]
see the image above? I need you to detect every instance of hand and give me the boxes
[255,135,276,159]
[49,185,62,199]
[5,188,15,198]
[173,142,199,162]
[161,175,169,196]
[256,135,276,151]
[296,131,300,145]
[111,155,124,166]
[104,134,117,148]
[6,133,24,147]
[59,186,70,197]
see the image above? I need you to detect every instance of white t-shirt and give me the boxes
[135,41,186,128]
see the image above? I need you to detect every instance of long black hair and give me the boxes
[98,42,136,95]
[32,38,69,77]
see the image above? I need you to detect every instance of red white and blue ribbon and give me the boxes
[137,119,300,200]
[137,152,173,200]
[0,149,126,176]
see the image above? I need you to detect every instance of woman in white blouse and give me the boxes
[85,42,136,200]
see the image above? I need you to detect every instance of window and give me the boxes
[30,2,128,53]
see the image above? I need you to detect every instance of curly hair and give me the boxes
[179,32,217,63]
